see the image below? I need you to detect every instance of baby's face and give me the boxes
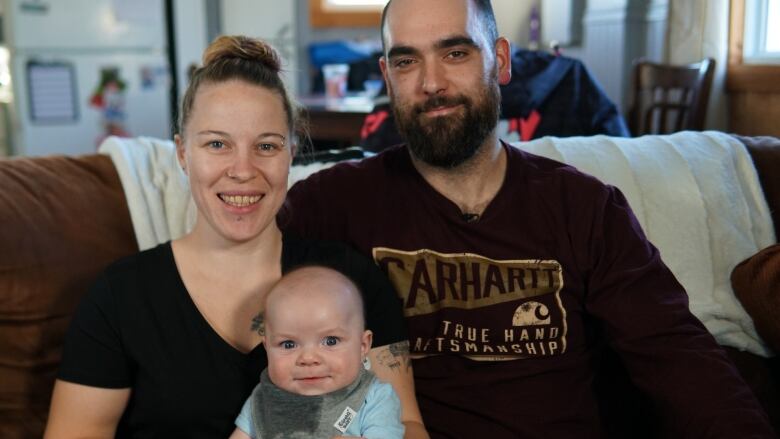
[264,268,372,396]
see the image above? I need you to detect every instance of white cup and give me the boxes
[323,63,349,99]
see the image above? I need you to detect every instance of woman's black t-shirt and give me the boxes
[58,234,407,438]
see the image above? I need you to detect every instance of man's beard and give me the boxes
[391,80,500,169]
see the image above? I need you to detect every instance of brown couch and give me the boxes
[0,155,137,437]
[1,136,779,438]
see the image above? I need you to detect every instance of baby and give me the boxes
[230,265,405,439]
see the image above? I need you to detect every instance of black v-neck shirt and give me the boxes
[58,235,406,438]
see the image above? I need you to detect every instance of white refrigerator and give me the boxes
[1,0,172,156]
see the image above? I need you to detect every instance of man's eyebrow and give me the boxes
[387,45,419,59]
[435,36,480,51]
[387,36,480,59]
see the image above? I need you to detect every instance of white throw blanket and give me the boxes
[513,132,775,356]
[99,132,775,356]
[98,136,196,251]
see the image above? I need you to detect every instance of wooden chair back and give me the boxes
[628,58,715,136]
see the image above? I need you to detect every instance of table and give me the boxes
[298,94,377,149]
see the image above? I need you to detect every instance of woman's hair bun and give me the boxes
[202,35,281,73]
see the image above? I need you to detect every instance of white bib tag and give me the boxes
[333,406,358,433]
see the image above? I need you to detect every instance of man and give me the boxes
[283,0,775,437]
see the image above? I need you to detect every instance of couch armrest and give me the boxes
[0,154,137,438]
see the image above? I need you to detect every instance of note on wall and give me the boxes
[27,61,78,123]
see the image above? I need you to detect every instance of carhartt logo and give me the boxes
[373,247,564,317]
[513,301,551,326]
[334,406,357,433]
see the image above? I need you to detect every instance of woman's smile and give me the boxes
[218,193,264,208]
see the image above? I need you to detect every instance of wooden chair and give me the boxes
[628,58,715,136]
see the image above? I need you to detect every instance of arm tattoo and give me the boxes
[377,340,412,373]
[251,313,264,336]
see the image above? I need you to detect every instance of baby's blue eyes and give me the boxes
[323,336,339,347]
[208,140,224,149]
[278,337,339,349]
[279,335,341,349]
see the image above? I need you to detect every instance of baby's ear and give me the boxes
[361,330,373,356]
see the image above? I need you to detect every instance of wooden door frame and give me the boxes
[309,0,383,28]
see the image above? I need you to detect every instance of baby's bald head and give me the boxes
[265,265,366,331]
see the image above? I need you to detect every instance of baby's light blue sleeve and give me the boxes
[346,380,405,439]
[234,397,255,438]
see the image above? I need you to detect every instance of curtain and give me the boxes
[666,0,730,131]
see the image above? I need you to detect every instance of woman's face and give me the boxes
[176,80,292,244]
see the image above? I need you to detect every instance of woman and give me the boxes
[44,36,425,438]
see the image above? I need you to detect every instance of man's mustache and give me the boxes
[414,95,471,114]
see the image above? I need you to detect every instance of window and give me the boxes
[743,0,780,63]
[727,0,780,92]
[309,0,389,28]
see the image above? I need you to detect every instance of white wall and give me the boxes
[173,0,208,104]
[221,0,298,95]
[492,0,537,47]
[667,0,730,131]
[576,0,669,113]
[3,0,165,50]
[494,0,584,50]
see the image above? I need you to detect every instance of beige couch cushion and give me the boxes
[0,154,137,438]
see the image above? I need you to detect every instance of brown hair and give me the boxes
[177,35,305,146]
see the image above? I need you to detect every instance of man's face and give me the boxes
[380,0,510,169]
